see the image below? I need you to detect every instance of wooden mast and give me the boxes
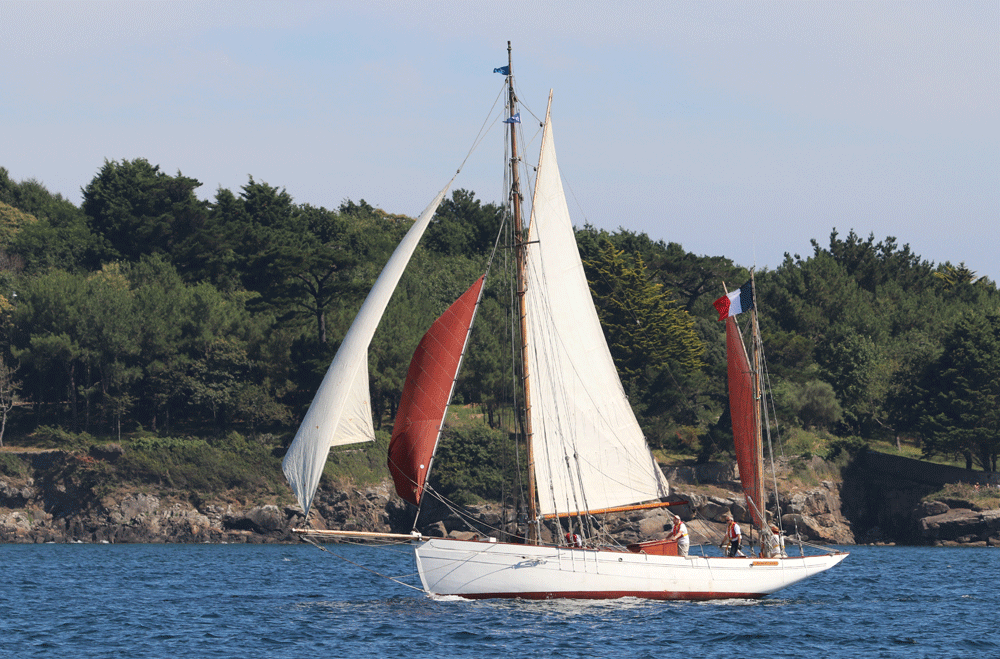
[506,42,539,544]
[749,273,766,531]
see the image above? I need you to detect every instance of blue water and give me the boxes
[1,543,995,658]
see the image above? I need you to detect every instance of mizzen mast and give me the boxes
[749,274,767,528]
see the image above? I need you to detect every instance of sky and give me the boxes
[3,1,998,278]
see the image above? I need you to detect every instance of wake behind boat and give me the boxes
[284,43,847,600]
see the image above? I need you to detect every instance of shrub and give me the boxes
[428,424,511,505]
[0,452,28,477]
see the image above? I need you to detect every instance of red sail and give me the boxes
[726,317,765,528]
[388,276,485,505]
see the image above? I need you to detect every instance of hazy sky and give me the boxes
[4,1,998,277]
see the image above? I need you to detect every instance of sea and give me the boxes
[1,543,995,658]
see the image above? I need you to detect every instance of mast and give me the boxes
[749,274,766,531]
[507,42,539,544]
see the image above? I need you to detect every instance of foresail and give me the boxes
[388,276,485,505]
[282,181,454,516]
[726,316,765,527]
[525,97,669,517]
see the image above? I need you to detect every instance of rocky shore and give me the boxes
[1,448,997,546]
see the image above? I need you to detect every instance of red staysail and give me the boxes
[726,316,764,528]
[388,276,485,505]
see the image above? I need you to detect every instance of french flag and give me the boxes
[713,280,755,321]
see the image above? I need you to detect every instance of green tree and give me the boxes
[247,203,357,346]
[915,312,1000,471]
[0,169,106,272]
[174,186,246,290]
[428,424,509,504]
[585,238,703,387]
[81,158,206,262]
[425,189,504,257]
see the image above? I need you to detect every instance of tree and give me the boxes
[585,238,703,388]
[81,158,206,262]
[932,262,985,289]
[0,356,20,446]
[425,189,503,257]
[916,312,1000,471]
[816,332,890,434]
[173,187,246,290]
[11,270,90,429]
[0,170,106,272]
[248,204,357,346]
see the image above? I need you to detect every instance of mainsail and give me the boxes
[282,182,453,516]
[524,99,669,517]
[388,276,486,505]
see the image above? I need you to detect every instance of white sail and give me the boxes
[282,181,453,516]
[524,97,669,516]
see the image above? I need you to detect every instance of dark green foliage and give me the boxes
[428,424,511,505]
[913,312,1000,472]
[774,379,843,430]
[758,228,1000,443]
[0,167,106,272]
[81,158,207,262]
[585,238,704,383]
[425,189,504,257]
[825,435,867,461]
[2,161,999,488]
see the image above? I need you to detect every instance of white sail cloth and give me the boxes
[525,97,668,516]
[282,182,453,516]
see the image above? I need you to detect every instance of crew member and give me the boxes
[723,514,745,557]
[667,514,690,557]
[768,524,787,558]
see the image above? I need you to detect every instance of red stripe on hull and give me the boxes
[457,591,766,601]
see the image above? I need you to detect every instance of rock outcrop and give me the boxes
[1,448,997,546]
[915,500,1000,546]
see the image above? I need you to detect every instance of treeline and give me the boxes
[0,160,997,475]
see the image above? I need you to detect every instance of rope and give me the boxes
[298,533,429,594]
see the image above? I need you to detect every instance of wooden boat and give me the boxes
[283,43,847,600]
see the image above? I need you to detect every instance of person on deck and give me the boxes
[723,514,745,557]
[565,532,583,548]
[667,514,690,557]
[768,524,787,558]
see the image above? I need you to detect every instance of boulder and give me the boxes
[638,513,671,536]
[919,508,985,542]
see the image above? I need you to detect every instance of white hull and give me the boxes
[415,538,848,600]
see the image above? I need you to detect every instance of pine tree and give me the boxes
[585,239,703,391]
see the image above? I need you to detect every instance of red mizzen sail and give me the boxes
[726,316,765,528]
[388,276,485,505]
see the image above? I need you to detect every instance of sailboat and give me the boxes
[283,44,847,600]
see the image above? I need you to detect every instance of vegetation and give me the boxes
[0,160,998,508]
[924,482,1000,510]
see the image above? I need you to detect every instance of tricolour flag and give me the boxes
[503,112,521,124]
[494,66,510,75]
[713,280,755,321]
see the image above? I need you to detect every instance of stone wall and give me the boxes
[841,449,999,544]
